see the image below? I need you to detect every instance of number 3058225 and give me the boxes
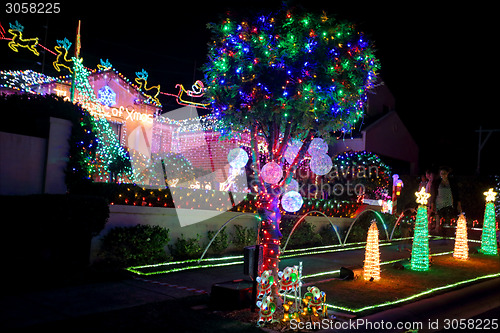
[6,3,61,14]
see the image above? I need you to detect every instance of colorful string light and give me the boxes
[0,69,57,92]
[73,57,134,182]
[203,7,379,277]
[203,9,380,135]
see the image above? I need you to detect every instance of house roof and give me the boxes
[363,110,419,165]
[0,68,162,108]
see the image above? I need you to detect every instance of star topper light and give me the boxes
[483,188,497,203]
[415,187,431,205]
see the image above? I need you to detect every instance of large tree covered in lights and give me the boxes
[203,6,379,282]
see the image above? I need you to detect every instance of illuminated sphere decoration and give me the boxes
[284,139,302,164]
[309,153,333,176]
[284,177,299,193]
[227,147,249,169]
[261,162,283,184]
[281,190,303,213]
[308,138,329,157]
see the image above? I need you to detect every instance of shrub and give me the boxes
[207,227,230,255]
[99,225,170,267]
[232,224,256,248]
[280,216,322,249]
[168,234,202,260]
[318,224,342,246]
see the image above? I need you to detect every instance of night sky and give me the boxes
[1,1,498,175]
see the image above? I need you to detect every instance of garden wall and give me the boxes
[0,131,46,195]
[0,117,72,195]
[90,205,354,263]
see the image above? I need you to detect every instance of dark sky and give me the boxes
[1,1,498,175]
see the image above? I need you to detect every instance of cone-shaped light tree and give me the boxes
[411,188,431,271]
[203,6,379,287]
[364,220,381,281]
[453,214,468,260]
[480,189,498,255]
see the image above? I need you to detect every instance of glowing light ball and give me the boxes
[284,178,299,193]
[309,153,333,176]
[284,139,302,164]
[261,162,283,184]
[308,138,328,156]
[281,190,303,212]
[227,148,249,169]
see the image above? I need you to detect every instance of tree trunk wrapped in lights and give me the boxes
[202,6,380,298]
[453,214,468,260]
[411,188,431,271]
[480,189,498,256]
[364,220,381,281]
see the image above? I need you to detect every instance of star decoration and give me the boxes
[483,188,497,203]
[97,85,116,107]
[415,187,431,205]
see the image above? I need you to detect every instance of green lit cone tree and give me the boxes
[481,189,498,255]
[202,6,379,296]
[411,188,431,271]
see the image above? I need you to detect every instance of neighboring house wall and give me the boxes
[0,117,72,195]
[0,131,47,195]
[331,111,419,175]
[364,111,419,174]
[45,117,72,194]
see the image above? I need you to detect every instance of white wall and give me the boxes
[45,117,72,194]
[0,117,72,195]
[0,131,46,195]
[89,205,355,263]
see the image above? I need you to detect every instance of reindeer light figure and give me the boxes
[53,38,73,73]
[97,59,113,71]
[7,21,39,56]
[134,69,160,105]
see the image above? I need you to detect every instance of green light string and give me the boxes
[72,58,134,182]
[125,237,449,277]
[323,272,500,313]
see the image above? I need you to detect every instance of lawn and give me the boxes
[218,253,500,331]
[318,253,500,314]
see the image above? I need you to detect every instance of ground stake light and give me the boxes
[364,220,381,281]
[453,214,469,260]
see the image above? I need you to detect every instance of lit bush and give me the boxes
[99,224,170,267]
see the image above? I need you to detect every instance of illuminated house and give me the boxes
[1,69,415,196]
[0,69,249,189]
